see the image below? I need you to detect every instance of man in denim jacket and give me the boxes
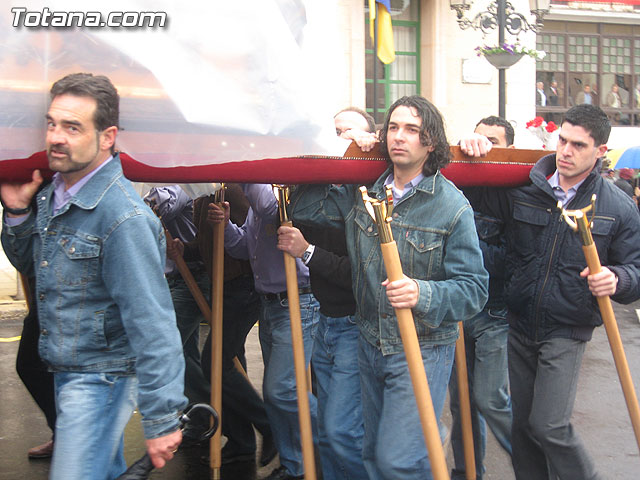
[1,73,187,479]
[290,95,488,479]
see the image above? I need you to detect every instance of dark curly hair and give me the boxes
[378,95,451,177]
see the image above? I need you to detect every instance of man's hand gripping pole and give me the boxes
[274,185,317,480]
[560,195,640,454]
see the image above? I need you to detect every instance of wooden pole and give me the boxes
[233,356,249,381]
[379,242,450,480]
[163,229,212,321]
[361,185,449,479]
[562,199,640,454]
[275,185,316,480]
[281,233,317,480]
[581,243,640,453]
[454,322,476,480]
[164,227,248,382]
[209,192,225,479]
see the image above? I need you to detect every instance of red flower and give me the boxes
[531,116,544,128]
[545,121,558,133]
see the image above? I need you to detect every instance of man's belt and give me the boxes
[262,286,313,302]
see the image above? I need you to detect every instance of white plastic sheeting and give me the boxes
[0,0,347,167]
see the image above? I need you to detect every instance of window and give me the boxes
[365,0,420,125]
[536,23,640,126]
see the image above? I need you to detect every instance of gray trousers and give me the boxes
[508,329,603,480]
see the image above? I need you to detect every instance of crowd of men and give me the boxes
[2,71,640,480]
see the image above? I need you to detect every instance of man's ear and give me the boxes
[99,126,118,152]
[596,143,608,159]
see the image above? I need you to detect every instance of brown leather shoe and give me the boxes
[28,440,54,459]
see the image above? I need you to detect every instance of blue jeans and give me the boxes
[449,307,512,479]
[51,372,138,480]
[313,314,367,480]
[167,270,211,406]
[359,335,455,480]
[509,329,603,480]
[259,292,319,477]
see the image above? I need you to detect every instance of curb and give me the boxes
[0,299,27,313]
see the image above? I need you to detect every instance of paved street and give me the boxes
[1,299,639,479]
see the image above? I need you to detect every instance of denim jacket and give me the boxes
[1,155,187,438]
[290,169,488,355]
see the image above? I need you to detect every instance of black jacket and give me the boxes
[297,223,356,318]
[467,154,640,341]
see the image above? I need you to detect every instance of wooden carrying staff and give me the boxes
[158,194,250,380]
[454,323,476,480]
[360,186,449,480]
[275,185,317,480]
[156,187,252,478]
[161,225,227,476]
[209,186,226,479]
[560,195,640,453]
[162,227,212,322]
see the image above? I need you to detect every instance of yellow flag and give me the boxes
[369,0,395,64]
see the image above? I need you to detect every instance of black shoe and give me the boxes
[264,465,304,480]
[259,434,278,467]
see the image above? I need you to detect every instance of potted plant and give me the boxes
[475,42,545,69]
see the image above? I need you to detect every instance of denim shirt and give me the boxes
[290,168,488,355]
[1,155,187,438]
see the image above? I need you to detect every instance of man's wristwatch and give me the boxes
[302,244,315,265]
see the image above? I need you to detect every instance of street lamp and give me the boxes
[450,0,550,118]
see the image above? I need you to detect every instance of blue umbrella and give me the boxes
[607,146,640,170]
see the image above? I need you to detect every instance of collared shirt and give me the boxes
[52,156,113,215]
[1,153,187,438]
[383,172,425,203]
[4,156,113,227]
[224,183,310,294]
[145,185,198,275]
[547,169,586,207]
